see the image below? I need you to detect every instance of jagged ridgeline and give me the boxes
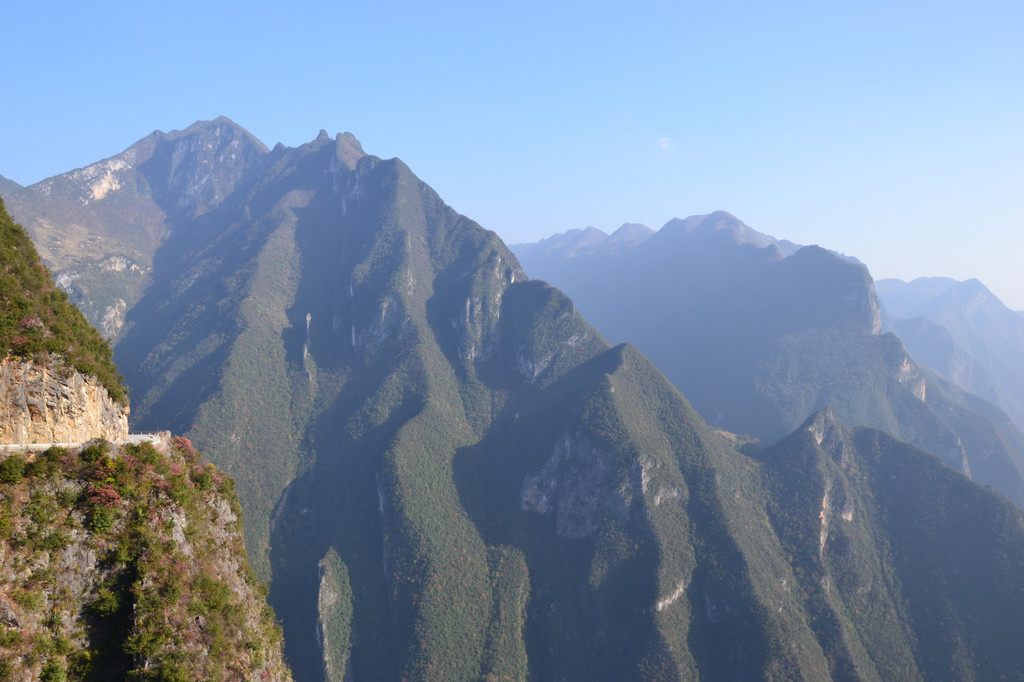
[9,120,1024,680]
[0,198,124,403]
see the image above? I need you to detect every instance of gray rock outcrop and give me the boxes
[0,356,128,444]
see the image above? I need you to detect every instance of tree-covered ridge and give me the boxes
[761,408,1024,680]
[0,437,291,681]
[0,197,125,403]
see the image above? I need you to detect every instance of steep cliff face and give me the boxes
[0,356,128,444]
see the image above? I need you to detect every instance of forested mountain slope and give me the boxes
[0,197,124,403]
[9,122,1024,680]
[0,438,292,681]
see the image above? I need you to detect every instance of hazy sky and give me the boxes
[4,1,1023,306]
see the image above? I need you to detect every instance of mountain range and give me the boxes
[876,276,1024,429]
[5,119,1024,680]
[512,212,1024,511]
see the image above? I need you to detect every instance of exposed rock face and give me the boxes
[520,431,635,538]
[0,356,128,444]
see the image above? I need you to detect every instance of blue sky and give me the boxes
[4,1,1023,306]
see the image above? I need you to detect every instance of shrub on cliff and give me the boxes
[0,455,25,484]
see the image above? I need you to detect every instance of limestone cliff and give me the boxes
[0,356,128,445]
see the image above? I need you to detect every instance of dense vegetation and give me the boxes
[0,437,291,680]
[315,548,353,681]
[0,197,125,402]
[761,409,1024,680]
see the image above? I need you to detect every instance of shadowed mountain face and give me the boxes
[11,122,1024,681]
[513,215,1024,510]
[877,277,1024,430]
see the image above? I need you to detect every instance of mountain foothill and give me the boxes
[4,117,1024,681]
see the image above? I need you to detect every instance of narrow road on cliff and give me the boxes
[0,432,169,453]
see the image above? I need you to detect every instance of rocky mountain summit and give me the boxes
[2,118,270,340]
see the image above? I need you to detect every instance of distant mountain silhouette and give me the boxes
[878,277,1024,429]
[512,221,653,259]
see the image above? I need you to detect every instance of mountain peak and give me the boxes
[800,405,845,435]
[917,277,1000,316]
[174,116,269,150]
[875,276,961,317]
[516,226,610,257]
[0,174,23,197]
[607,222,653,246]
[798,406,852,462]
[658,211,778,249]
[958,277,990,296]
[334,132,366,171]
